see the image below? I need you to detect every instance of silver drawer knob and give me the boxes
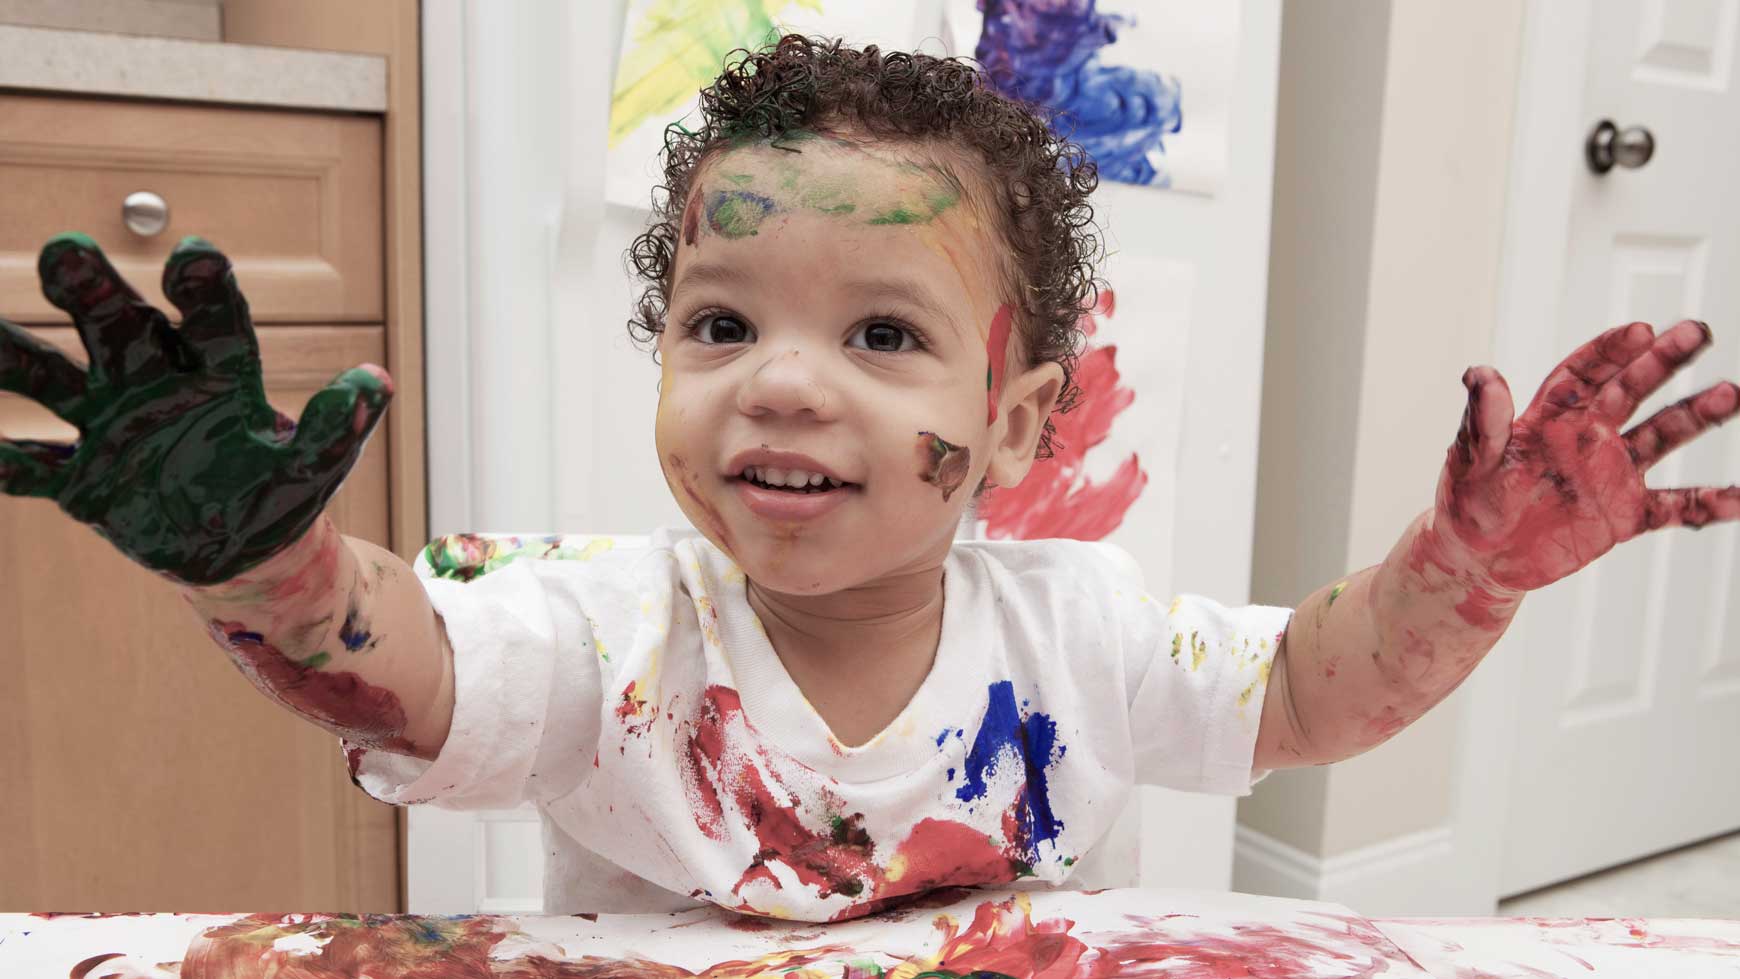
[1585,120,1655,175]
[122,190,169,236]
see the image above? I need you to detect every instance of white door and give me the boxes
[1498,0,1740,897]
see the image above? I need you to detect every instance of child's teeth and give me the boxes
[764,467,789,486]
[807,472,824,487]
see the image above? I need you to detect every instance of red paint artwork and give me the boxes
[981,290,1147,540]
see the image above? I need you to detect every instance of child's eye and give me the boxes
[691,313,755,345]
[848,320,923,353]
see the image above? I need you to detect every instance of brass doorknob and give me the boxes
[1586,120,1655,175]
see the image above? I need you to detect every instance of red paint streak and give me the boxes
[679,686,879,900]
[986,303,1014,425]
[344,744,368,779]
[981,290,1147,541]
[1103,911,1420,978]
[207,619,413,752]
[681,188,702,248]
[922,897,1107,978]
[1322,656,1339,680]
[675,685,1025,917]
[887,817,1023,893]
[1453,585,1512,630]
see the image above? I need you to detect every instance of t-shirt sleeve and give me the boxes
[346,558,604,810]
[1089,544,1294,796]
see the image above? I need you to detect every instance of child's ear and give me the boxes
[985,360,1065,488]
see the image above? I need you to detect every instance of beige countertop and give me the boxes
[0,23,386,113]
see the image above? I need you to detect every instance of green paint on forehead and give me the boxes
[694,132,965,238]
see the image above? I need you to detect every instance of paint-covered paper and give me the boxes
[607,0,935,209]
[975,253,1191,594]
[1372,916,1740,979]
[944,0,1238,195]
[1,887,1433,977]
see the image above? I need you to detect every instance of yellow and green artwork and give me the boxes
[605,0,929,206]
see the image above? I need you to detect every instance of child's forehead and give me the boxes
[701,133,961,198]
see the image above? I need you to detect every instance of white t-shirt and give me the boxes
[350,528,1292,922]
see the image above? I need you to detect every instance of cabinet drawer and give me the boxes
[0,94,382,324]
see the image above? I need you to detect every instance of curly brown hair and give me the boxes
[626,33,1103,457]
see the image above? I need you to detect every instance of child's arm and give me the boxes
[188,514,455,759]
[1256,321,1740,768]
[0,235,449,758]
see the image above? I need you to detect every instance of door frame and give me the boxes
[1449,0,1595,909]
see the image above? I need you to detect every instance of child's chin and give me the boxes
[739,558,852,597]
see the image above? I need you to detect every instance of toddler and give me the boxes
[4,36,1737,922]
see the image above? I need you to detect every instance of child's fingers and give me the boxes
[1623,381,1740,472]
[1528,322,1654,419]
[0,317,88,423]
[286,364,394,489]
[1641,485,1740,532]
[37,233,178,385]
[1448,366,1512,480]
[163,237,262,379]
[0,438,74,498]
[1595,320,1713,425]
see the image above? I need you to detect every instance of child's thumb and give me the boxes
[288,364,394,488]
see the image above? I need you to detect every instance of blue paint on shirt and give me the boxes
[956,680,1068,851]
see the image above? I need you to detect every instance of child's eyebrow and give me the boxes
[672,262,754,294]
[840,279,956,329]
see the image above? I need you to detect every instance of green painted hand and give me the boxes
[0,234,392,585]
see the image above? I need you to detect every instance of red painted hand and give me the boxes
[1435,320,1740,592]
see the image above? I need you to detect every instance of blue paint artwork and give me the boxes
[975,0,1183,187]
[956,680,1068,858]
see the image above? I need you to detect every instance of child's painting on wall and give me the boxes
[976,254,1191,593]
[944,0,1239,196]
[607,0,933,207]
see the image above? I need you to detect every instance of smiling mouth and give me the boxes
[739,465,856,494]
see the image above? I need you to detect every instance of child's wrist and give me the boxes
[183,512,345,605]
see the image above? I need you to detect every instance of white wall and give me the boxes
[1238,0,1527,913]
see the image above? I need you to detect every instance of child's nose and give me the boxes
[736,347,835,419]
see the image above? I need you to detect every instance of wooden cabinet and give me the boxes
[0,94,402,910]
[0,95,383,323]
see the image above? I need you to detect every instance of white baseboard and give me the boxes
[1233,823,1493,916]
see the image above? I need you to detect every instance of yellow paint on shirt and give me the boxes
[1238,680,1258,707]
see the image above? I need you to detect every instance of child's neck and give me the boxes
[746,566,945,748]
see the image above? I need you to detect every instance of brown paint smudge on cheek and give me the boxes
[985,304,1014,425]
[666,452,736,556]
[207,620,413,753]
[915,431,971,502]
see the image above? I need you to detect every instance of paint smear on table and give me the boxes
[5,888,1449,977]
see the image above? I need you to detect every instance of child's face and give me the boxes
[655,134,1059,594]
